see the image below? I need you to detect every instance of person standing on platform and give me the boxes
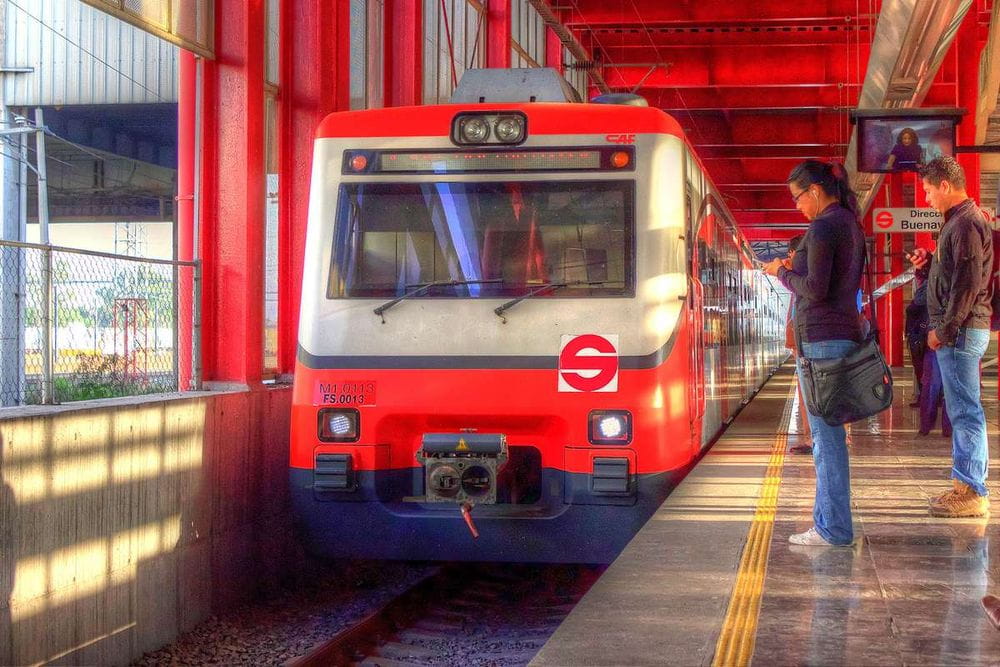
[904,261,930,406]
[783,235,813,455]
[763,160,864,547]
[910,156,993,518]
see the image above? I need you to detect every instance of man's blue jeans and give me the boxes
[797,339,856,545]
[936,327,990,496]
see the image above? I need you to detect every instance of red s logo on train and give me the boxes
[558,334,620,392]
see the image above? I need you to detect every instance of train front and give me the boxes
[290,99,694,563]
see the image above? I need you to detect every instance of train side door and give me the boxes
[685,183,706,445]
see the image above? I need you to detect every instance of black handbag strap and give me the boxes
[794,230,877,358]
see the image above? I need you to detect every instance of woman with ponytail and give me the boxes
[762,159,865,547]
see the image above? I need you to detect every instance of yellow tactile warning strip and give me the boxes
[711,381,796,667]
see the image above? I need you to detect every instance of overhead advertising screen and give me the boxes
[852,109,963,174]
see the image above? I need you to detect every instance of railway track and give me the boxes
[286,563,603,667]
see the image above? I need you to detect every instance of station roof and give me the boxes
[555,0,998,236]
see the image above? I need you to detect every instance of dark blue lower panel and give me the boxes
[290,467,678,563]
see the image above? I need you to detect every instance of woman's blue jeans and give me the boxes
[936,327,990,496]
[796,339,856,545]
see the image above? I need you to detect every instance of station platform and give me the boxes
[531,363,1000,666]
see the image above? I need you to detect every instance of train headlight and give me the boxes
[459,116,490,143]
[318,408,360,442]
[452,112,527,146]
[494,116,524,143]
[599,417,623,438]
[588,410,633,445]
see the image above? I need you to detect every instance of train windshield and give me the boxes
[327,180,634,298]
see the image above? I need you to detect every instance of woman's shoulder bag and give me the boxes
[797,243,894,426]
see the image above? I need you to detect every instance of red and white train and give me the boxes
[290,70,787,563]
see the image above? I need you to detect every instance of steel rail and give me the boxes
[283,567,446,667]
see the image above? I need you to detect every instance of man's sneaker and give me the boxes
[789,526,835,546]
[928,480,990,518]
[788,443,813,455]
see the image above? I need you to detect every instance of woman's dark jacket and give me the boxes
[777,203,864,344]
[927,198,993,344]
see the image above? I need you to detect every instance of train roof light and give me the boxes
[452,112,527,146]
[459,116,490,144]
[494,116,524,143]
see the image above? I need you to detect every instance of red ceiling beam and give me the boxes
[575,23,871,48]
[732,211,810,226]
[601,49,859,87]
[638,81,958,110]
[693,144,848,159]
[741,226,808,241]
[560,0,876,24]
[569,16,868,30]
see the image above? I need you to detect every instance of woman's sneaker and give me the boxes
[789,526,835,546]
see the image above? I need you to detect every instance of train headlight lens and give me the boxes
[494,116,524,143]
[318,408,360,442]
[588,410,633,445]
[599,417,623,438]
[459,117,490,143]
[452,112,527,146]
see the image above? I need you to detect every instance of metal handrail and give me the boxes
[0,239,199,267]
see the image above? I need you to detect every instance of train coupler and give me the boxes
[416,433,509,505]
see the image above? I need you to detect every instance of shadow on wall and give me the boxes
[0,389,296,664]
[0,431,15,667]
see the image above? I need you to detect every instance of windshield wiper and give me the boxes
[373,278,503,323]
[493,280,611,323]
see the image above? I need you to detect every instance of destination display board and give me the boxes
[872,207,997,233]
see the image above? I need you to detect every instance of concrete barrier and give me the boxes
[0,386,295,665]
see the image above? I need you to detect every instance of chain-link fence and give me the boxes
[0,240,199,406]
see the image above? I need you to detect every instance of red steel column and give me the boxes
[386,0,422,107]
[277,0,350,374]
[545,26,562,71]
[956,12,980,203]
[887,233,904,366]
[912,172,934,251]
[177,50,196,390]
[954,10,989,402]
[889,174,907,367]
[199,0,266,386]
[487,0,511,69]
[882,174,906,367]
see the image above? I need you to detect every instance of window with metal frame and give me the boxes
[350,0,385,110]
[562,48,589,100]
[79,0,214,58]
[263,0,280,375]
[510,0,545,68]
[423,0,487,104]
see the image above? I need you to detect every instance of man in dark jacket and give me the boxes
[911,157,993,518]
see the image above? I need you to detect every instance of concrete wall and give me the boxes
[0,386,295,665]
